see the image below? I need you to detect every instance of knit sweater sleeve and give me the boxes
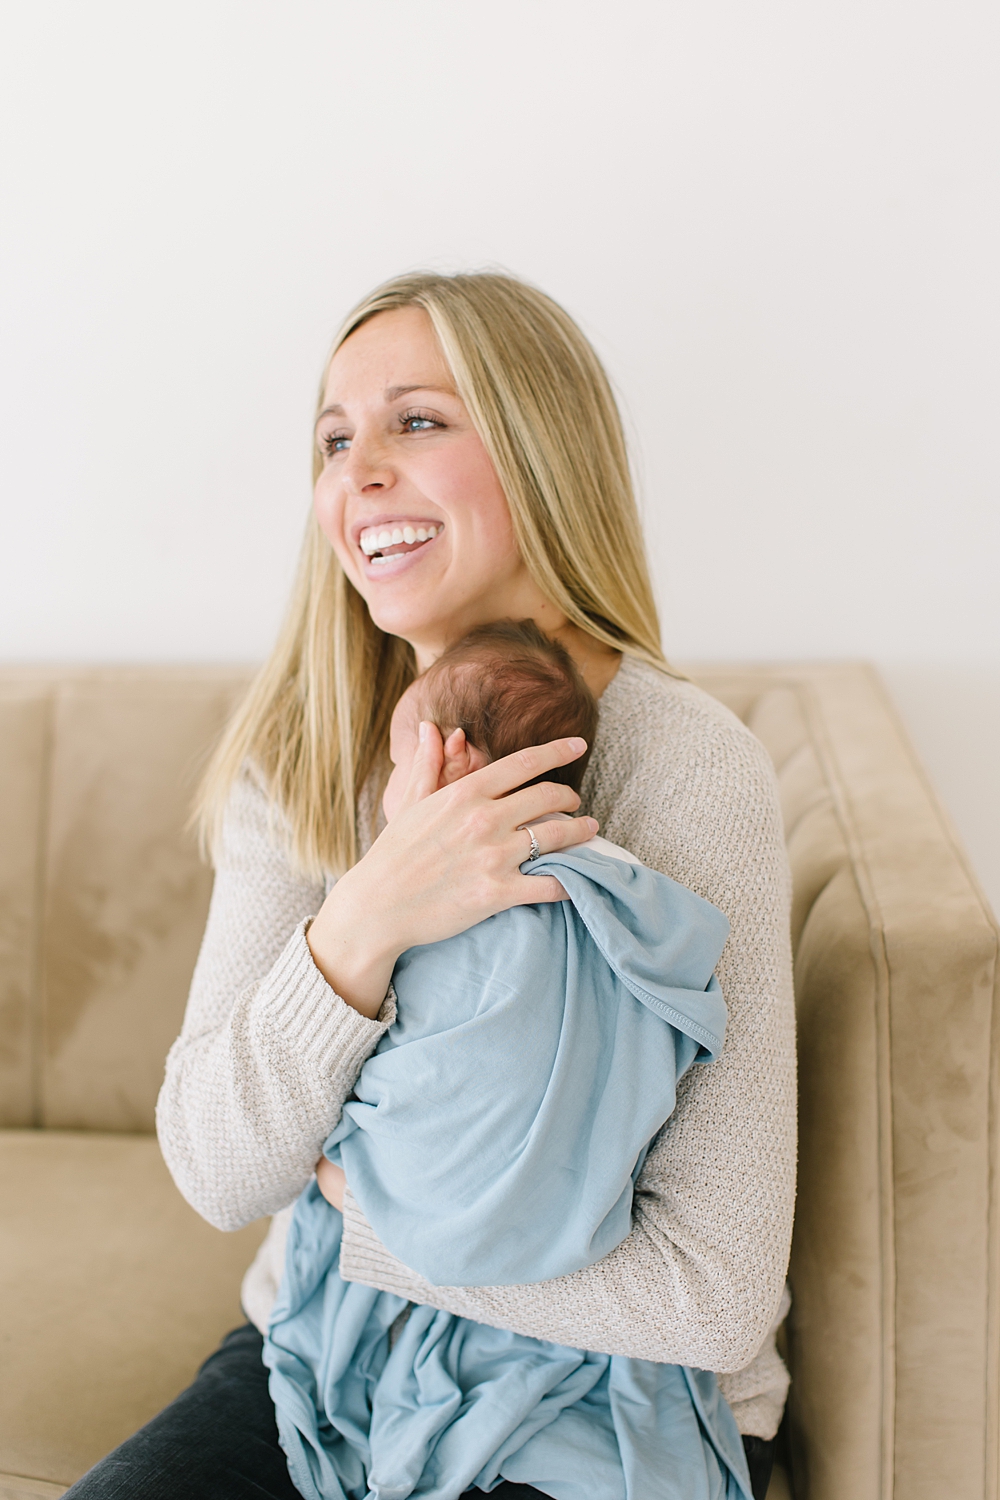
[156,770,394,1232]
[337,672,797,1373]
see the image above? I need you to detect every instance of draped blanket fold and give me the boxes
[264,846,754,1500]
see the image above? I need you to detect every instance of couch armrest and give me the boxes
[691,663,1000,1500]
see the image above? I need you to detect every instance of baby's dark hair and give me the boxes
[419,620,598,793]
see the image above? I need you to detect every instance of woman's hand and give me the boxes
[306,729,598,1019]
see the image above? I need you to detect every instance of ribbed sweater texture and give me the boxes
[156,658,796,1439]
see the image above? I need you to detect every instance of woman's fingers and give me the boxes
[523,815,599,857]
[508,816,599,903]
[310,733,595,982]
[396,721,445,812]
[512,872,570,904]
[503,777,583,827]
[471,737,589,800]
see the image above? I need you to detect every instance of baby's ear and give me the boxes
[439,727,490,787]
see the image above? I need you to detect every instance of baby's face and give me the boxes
[382,684,424,823]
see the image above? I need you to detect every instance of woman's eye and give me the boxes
[320,432,351,455]
[400,412,442,433]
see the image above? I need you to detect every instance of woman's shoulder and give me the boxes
[596,657,773,782]
[586,658,784,881]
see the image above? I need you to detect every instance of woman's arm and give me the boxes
[336,707,797,1373]
[156,771,395,1230]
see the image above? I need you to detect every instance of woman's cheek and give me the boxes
[312,476,333,538]
[314,482,355,576]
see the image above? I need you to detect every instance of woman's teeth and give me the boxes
[359,523,442,560]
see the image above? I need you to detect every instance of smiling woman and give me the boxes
[65,272,795,1500]
[195,274,663,881]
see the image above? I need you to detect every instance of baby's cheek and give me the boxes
[382,767,404,820]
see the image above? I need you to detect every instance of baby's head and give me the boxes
[383,620,599,821]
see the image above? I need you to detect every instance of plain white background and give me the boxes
[1,1,997,911]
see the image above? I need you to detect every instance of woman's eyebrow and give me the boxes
[315,385,456,427]
[384,383,455,401]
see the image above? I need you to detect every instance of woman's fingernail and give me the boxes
[588,818,599,833]
[567,737,586,753]
[419,721,429,743]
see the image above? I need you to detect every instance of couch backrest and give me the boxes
[1,660,997,1500]
[0,666,252,1133]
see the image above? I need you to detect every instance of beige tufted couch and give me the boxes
[0,663,996,1500]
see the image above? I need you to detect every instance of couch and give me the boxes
[0,662,996,1500]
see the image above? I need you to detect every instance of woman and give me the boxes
[67,272,795,1498]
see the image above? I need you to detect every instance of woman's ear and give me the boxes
[439,727,490,787]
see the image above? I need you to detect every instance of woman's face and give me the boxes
[314,307,547,668]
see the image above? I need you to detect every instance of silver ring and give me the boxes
[525,828,541,862]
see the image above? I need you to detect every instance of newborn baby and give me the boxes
[264,620,751,1500]
[379,618,624,870]
[317,618,730,1287]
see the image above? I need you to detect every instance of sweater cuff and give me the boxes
[722,1390,786,1441]
[251,920,397,1076]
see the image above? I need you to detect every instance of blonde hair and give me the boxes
[196,270,669,877]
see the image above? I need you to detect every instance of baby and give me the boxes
[264,620,748,1500]
[311,618,730,1288]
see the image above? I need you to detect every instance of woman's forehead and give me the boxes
[324,307,454,404]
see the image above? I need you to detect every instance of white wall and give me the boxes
[1,1,997,911]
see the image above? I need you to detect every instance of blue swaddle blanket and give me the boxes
[264,845,754,1500]
[325,844,730,1286]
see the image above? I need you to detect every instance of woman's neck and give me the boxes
[551,622,622,700]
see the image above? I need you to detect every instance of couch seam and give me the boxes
[26,689,55,1131]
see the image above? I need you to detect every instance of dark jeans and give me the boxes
[65,1324,774,1499]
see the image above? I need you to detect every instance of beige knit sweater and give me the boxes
[156,658,796,1440]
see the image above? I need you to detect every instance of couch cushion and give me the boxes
[0,1476,68,1500]
[0,1130,267,1488]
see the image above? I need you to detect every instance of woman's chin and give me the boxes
[362,595,449,649]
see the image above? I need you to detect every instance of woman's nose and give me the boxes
[341,432,394,496]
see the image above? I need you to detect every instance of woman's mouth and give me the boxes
[359,522,443,567]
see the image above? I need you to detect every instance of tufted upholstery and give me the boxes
[0,662,996,1499]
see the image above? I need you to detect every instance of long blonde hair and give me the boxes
[196,270,668,877]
